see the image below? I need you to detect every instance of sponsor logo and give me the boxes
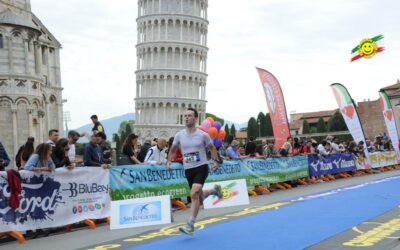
[63,183,109,198]
[0,174,63,224]
[78,206,83,213]
[120,202,162,225]
[72,207,77,214]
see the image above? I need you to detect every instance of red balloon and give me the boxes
[217,130,226,140]
[208,127,218,138]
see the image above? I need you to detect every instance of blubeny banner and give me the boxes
[0,168,110,233]
[308,154,356,177]
[109,156,309,200]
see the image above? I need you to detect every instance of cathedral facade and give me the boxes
[0,0,63,161]
[134,0,209,139]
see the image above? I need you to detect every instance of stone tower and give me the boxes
[134,0,209,139]
[0,0,63,161]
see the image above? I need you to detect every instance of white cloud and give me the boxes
[31,0,400,128]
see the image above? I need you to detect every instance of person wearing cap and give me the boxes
[90,114,105,134]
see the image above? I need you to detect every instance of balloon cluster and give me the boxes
[198,117,226,149]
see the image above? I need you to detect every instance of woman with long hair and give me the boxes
[52,138,72,168]
[25,143,55,171]
[18,137,35,169]
[120,133,141,165]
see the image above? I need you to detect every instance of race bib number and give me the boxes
[183,152,200,163]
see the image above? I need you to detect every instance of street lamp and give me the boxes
[63,111,71,135]
[257,119,261,138]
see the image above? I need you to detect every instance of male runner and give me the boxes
[166,108,222,235]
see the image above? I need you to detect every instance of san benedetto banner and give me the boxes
[109,157,309,201]
[0,168,110,233]
[379,90,400,162]
[331,83,370,166]
[256,67,290,150]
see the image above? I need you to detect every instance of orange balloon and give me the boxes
[208,127,218,138]
[206,117,214,126]
[217,130,226,140]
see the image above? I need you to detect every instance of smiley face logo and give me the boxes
[358,39,377,58]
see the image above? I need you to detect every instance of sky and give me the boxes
[31,0,400,129]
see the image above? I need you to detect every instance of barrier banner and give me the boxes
[0,168,110,233]
[109,156,309,200]
[355,151,397,169]
[308,154,356,177]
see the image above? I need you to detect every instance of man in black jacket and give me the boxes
[137,138,152,162]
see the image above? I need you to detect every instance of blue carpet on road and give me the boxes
[127,176,400,250]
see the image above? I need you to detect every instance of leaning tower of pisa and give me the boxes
[134,0,209,140]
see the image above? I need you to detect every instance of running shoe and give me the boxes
[214,184,223,199]
[179,223,194,236]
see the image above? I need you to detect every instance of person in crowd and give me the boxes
[218,142,227,159]
[365,139,375,152]
[279,142,292,157]
[239,146,246,156]
[301,140,313,155]
[166,108,222,236]
[67,130,83,167]
[25,143,55,172]
[15,137,35,169]
[136,140,142,156]
[167,137,183,163]
[83,133,111,168]
[137,138,152,162]
[96,132,112,164]
[256,139,267,156]
[357,141,366,158]
[91,114,105,134]
[120,133,141,165]
[292,137,302,156]
[47,129,59,148]
[245,136,257,157]
[347,141,358,156]
[226,140,242,160]
[144,137,167,165]
[264,140,279,157]
[0,141,10,171]
[330,137,341,154]
[317,140,330,156]
[51,138,72,168]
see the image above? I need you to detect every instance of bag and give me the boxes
[118,155,134,166]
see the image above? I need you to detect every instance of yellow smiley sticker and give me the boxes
[350,35,384,62]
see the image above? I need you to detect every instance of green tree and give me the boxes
[265,113,273,136]
[328,111,348,132]
[302,119,310,134]
[247,117,258,139]
[224,124,230,142]
[113,120,134,153]
[316,117,327,133]
[230,124,237,137]
[205,113,224,125]
[257,112,267,137]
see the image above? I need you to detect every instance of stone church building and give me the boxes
[0,0,63,161]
